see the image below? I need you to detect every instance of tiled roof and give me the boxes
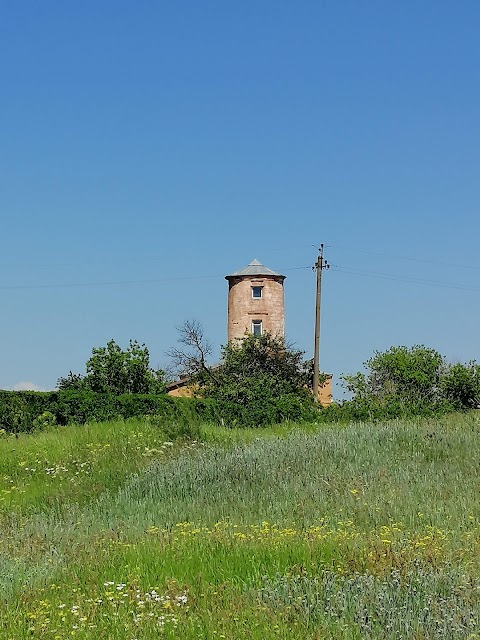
[225,259,285,279]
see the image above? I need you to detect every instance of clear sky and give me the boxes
[1,1,480,397]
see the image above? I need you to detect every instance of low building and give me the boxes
[165,377,194,398]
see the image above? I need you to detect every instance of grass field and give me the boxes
[1,413,480,638]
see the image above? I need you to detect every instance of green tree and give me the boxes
[343,345,444,402]
[57,339,165,395]
[56,371,86,391]
[197,332,319,427]
[440,361,480,410]
[200,332,311,395]
[338,345,480,418]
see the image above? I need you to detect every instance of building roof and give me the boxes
[165,376,190,391]
[225,259,285,280]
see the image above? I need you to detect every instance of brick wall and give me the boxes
[227,275,285,341]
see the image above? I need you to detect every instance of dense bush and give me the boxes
[204,393,318,428]
[0,391,58,433]
[319,346,480,423]
[0,390,209,433]
[197,333,320,427]
[0,387,317,433]
[5,342,479,432]
[57,339,165,394]
[440,361,480,410]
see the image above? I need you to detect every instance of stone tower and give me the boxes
[225,259,286,341]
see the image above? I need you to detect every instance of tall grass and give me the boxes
[0,417,196,514]
[1,412,480,638]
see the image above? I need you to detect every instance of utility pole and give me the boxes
[313,244,329,402]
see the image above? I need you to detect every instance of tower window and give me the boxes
[252,286,263,299]
[252,319,263,336]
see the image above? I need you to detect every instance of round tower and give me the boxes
[225,259,286,341]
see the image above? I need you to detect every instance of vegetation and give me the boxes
[168,326,480,424]
[170,324,321,426]
[3,338,480,431]
[3,334,480,636]
[1,413,480,638]
[199,332,321,427]
[334,345,480,421]
[58,339,166,394]
[0,390,208,433]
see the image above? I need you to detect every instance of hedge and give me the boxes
[0,390,210,433]
[0,389,328,432]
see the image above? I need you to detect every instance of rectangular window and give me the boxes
[252,319,262,336]
[252,286,263,299]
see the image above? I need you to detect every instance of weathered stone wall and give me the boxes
[318,376,333,407]
[227,275,285,341]
[166,384,195,398]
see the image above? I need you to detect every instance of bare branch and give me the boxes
[166,319,218,383]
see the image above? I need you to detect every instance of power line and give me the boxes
[331,264,480,293]
[4,241,480,273]
[2,259,477,293]
[0,265,311,291]
[0,275,221,291]
[329,243,480,271]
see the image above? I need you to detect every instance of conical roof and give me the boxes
[225,259,285,279]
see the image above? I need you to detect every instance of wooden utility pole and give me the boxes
[313,244,329,402]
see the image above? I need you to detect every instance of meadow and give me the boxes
[1,413,480,638]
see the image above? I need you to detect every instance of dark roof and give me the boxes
[225,259,285,280]
[165,376,190,391]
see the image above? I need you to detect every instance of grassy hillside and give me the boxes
[1,414,480,638]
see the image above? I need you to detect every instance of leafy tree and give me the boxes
[206,333,320,426]
[440,361,480,410]
[169,325,320,426]
[57,371,86,391]
[342,345,445,407]
[338,345,480,419]
[57,339,165,395]
[200,332,313,397]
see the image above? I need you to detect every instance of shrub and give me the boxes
[328,346,480,423]
[0,390,210,434]
[440,362,480,410]
[57,339,166,394]
[197,333,320,427]
[32,411,57,431]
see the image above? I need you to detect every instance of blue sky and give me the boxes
[1,1,480,397]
